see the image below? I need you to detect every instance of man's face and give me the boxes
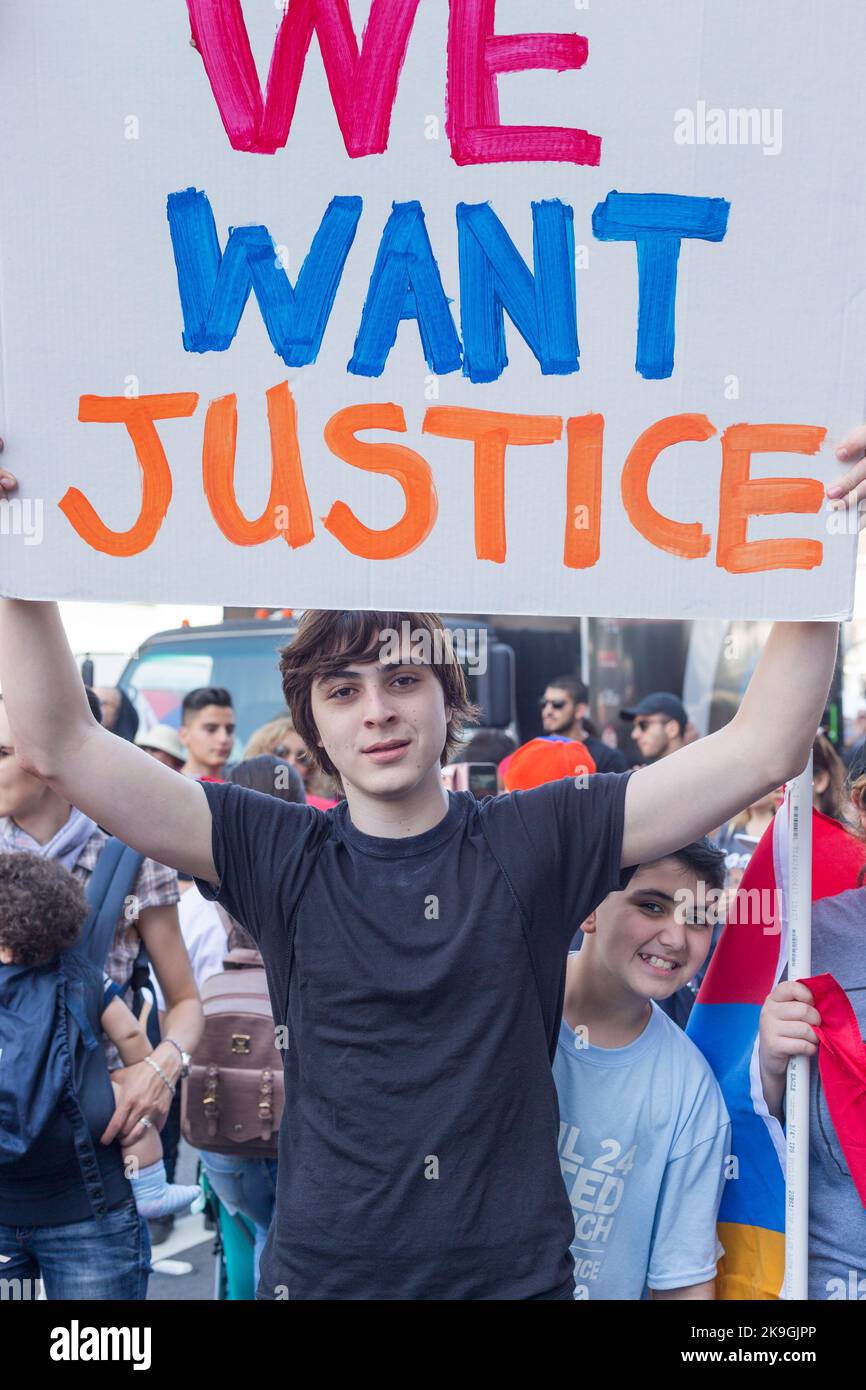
[0,703,47,820]
[94,685,121,731]
[588,859,718,1001]
[630,714,678,762]
[180,705,236,769]
[310,648,451,799]
[540,686,583,735]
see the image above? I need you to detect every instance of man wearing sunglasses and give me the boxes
[538,677,628,774]
[621,693,688,764]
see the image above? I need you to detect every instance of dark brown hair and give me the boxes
[279,611,481,792]
[181,686,233,724]
[0,852,88,967]
[225,754,306,805]
[844,756,866,886]
[548,674,589,706]
[812,733,849,825]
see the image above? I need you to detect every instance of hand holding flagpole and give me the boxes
[784,754,813,1301]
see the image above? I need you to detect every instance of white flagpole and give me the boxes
[783,753,813,1301]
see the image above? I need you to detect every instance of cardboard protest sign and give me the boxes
[0,0,864,618]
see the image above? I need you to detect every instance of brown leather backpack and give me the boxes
[181,908,283,1158]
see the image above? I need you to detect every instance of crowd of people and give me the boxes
[0,505,864,1299]
[0,676,348,1292]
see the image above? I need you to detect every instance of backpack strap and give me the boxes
[63,982,100,1053]
[73,837,145,973]
[55,966,113,1219]
[213,901,259,957]
[69,836,162,1045]
[214,902,234,942]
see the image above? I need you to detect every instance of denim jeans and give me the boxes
[0,1195,151,1300]
[199,1152,277,1283]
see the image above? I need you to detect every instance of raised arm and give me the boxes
[0,595,216,881]
[621,621,836,867]
[619,404,866,871]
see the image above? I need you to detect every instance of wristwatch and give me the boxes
[165,1036,192,1079]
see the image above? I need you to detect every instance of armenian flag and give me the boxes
[687,805,866,1299]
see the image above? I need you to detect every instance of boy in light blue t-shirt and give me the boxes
[554,836,731,1300]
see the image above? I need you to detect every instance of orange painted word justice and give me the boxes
[60,386,826,575]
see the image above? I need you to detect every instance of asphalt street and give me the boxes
[147,1141,221,1301]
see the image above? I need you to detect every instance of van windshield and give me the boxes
[123,634,289,755]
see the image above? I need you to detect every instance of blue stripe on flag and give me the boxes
[687,1001,784,1233]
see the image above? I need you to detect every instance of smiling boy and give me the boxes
[555,840,730,1300]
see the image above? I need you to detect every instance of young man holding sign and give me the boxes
[0,444,862,1301]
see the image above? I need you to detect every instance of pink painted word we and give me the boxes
[186,0,600,165]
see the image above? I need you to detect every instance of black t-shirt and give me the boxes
[582,734,629,775]
[195,771,634,1300]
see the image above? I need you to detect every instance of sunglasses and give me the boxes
[539,697,568,710]
[633,716,669,732]
[275,745,310,764]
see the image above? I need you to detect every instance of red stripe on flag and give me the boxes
[699,811,866,1007]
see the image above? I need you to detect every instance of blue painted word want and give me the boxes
[166,190,730,383]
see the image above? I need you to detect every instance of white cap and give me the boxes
[135,723,185,761]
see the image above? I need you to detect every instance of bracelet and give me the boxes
[144,1054,176,1098]
[164,1036,190,1079]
